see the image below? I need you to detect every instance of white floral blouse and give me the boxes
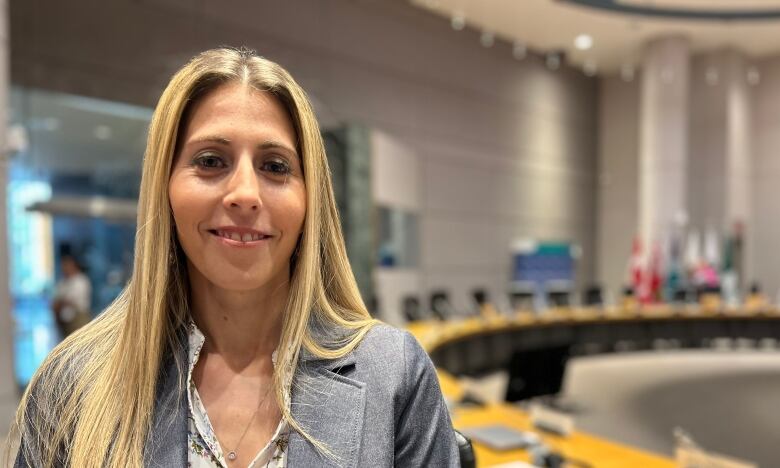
[187,321,290,468]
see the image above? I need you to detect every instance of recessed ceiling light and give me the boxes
[94,125,112,141]
[545,52,562,71]
[512,41,527,60]
[480,31,495,48]
[661,67,674,84]
[705,67,719,86]
[621,64,635,82]
[583,61,598,77]
[42,117,60,131]
[450,13,465,31]
[747,66,760,86]
[574,34,593,51]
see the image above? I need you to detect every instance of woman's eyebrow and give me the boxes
[258,141,296,153]
[186,137,295,156]
[187,135,231,146]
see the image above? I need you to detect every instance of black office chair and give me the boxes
[582,285,603,307]
[471,288,491,316]
[367,294,379,316]
[505,345,570,402]
[509,282,536,311]
[671,287,690,303]
[401,296,422,322]
[546,288,571,308]
[696,284,721,301]
[472,289,488,307]
[454,429,476,468]
[430,291,453,320]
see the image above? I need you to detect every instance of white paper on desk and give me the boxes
[676,447,757,468]
[459,425,538,451]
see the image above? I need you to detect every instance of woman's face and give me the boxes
[169,82,306,292]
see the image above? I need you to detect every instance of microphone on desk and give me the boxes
[529,443,592,468]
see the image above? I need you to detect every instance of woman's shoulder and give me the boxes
[356,322,425,355]
[351,323,435,384]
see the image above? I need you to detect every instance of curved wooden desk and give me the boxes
[409,306,780,467]
[411,306,780,376]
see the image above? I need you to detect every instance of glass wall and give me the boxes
[9,87,150,385]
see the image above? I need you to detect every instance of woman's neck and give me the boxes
[187,266,288,371]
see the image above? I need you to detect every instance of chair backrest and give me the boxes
[430,290,451,320]
[509,290,535,311]
[505,345,570,402]
[401,296,422,322]
[472,289,488,307]
[671,287,690,303]
[454,429,476,468]
[582,285,603,306]
[546,289,571,308]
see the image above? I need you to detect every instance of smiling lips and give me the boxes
[209,227,272,244]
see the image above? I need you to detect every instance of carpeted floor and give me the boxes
[561,350,780,467]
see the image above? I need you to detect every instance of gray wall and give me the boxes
[596,75,639,298]
[688,53,729,231]
[751,55,780,299]
[10,0,599,319]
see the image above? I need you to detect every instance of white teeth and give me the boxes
[216,230,265,242]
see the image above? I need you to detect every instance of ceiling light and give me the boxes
[94,125,112,141]
[545,52,562,71]
[661,67,674,84]
[583,61,598,77]
[574,34,593,51]
[450,13,465,31]
[42,117,60,131]
[512,41,527,60]
[747,66,761,86]
[705,67,719,86]
[480,31,495,48]
[621,63,635,82]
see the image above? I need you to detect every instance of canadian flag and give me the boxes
[647,242,663,303]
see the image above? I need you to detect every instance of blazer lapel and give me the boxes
[144,341,188,467]
[287,352,366,468]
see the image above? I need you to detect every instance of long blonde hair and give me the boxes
[9,47,378,467]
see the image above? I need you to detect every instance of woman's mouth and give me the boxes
[208,229,272,245]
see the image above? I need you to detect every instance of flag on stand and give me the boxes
[665,231,683,300]
[704,226,721,271]
[646,241,663,303]
[628,236,643,295]
[684,229,701,271]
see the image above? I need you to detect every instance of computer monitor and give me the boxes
[505,345,570,402]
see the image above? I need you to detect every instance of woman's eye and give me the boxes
[193,153,225,169]
[263,160,291,175]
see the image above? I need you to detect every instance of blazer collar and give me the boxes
[287,349,366,468]
[145,348,188,467]
[146,328,366,468]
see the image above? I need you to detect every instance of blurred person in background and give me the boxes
[9,47,457,468]
[51,252,91,338]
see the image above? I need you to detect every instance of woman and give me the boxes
[10,47,458,467]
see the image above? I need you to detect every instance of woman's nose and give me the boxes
[223,157,261,212]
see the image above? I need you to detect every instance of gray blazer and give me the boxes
[16,324,459,467]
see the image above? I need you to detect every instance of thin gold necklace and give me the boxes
[224,384,273,462]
